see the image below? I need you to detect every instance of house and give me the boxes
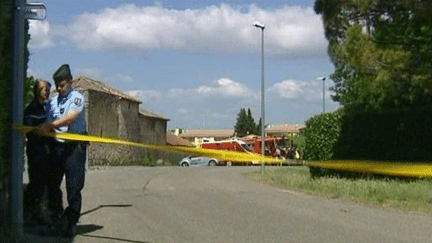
[177,124,305,146]
[265,124,305,137]
[72,76,169,165]
[179,128,234,145]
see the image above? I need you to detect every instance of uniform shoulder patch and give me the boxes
[74,97,83,106]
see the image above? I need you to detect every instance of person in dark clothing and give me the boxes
[23,79,51,225]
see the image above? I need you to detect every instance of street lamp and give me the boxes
[317,77,326,113]
[253,21,265,173]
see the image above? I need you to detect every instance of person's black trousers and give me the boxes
[24,142,49,217]
[46,141,87,225]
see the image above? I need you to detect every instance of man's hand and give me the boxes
[34,120,53,136]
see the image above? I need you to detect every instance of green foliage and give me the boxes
[304,108,344,161]
[0,1,12,181]
[246,108,256,134]
[334,106,432,161]
[255,117,262,136]
[0,1,31,241]
[0,2,12,241]
[24,76,36,107]
[234,108,258,137]
[315,0,432,112]
[289,133,306,159]
[139,153,157,167]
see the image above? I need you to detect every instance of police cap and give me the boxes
[53,64,73,83]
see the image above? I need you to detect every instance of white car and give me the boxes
[179,155,219,166]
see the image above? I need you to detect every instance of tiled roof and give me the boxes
[266,124,305,133]
[139,107,170,121]
[167,133,194,146]
[179,129,234,138]
[73,76,142,103]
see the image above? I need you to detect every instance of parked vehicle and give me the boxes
[179,155,219,167]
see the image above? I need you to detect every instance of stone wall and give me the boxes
[137,114,168,161]
[86,90,146,165]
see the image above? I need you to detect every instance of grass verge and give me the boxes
[244,166,432,214]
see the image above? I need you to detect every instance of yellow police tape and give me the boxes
[14,125,282,163]
[307,160,432,178]
[14,125,432,177]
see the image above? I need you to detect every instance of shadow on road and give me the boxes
[76,223,104,235]
[21,204,132,242]
[80,204,133,216]
[81,234,150,243]
[22,223,103,243]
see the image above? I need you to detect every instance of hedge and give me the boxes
[0,1,12,242]
[334,106,432,161]
[305,106,432,178]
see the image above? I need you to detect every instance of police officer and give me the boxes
[36,64,86,237]
[23,79,51,224]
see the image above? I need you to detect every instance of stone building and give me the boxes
[72,76,169,165]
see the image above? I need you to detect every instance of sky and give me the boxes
[27,0,340,129]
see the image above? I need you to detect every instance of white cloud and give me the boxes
[128,77,256,102]
[28,20,54,48]
[69,4,327,57]
[196,78,257,98]
[268,79,322,101]
[75,67,104,80]
[106,73,134,84]
[128,90,162,102]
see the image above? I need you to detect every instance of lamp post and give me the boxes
[253,21,265,173]
[317,77,326,113]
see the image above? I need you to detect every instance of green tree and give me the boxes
[255,117,262,136]
[289,133,306,159]
[0,1,31,241]
[245,108,256,135]
[24,76,36,106]
[315,0,432,112]
[234,108,257,137]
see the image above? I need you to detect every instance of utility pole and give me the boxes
[10,1,46,240]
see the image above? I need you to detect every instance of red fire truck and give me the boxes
[241,135,287,157]
[200,136,287,165]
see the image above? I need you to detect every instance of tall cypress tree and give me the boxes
[246,108,256,135]
[234,108,247,137]
[255,117,262,136]
[234,108,258,137]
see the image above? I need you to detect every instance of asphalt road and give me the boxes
[22,166,431,243]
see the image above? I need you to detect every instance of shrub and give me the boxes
[289,133,306,160]
[304,108,344,161]
[139,153,157,167]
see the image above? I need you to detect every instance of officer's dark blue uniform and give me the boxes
[23,81,51,224]
[45,64,86,237]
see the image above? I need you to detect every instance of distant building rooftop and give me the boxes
[167,133,194,146]
[179,129,234,139]
[266,124,305,134]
